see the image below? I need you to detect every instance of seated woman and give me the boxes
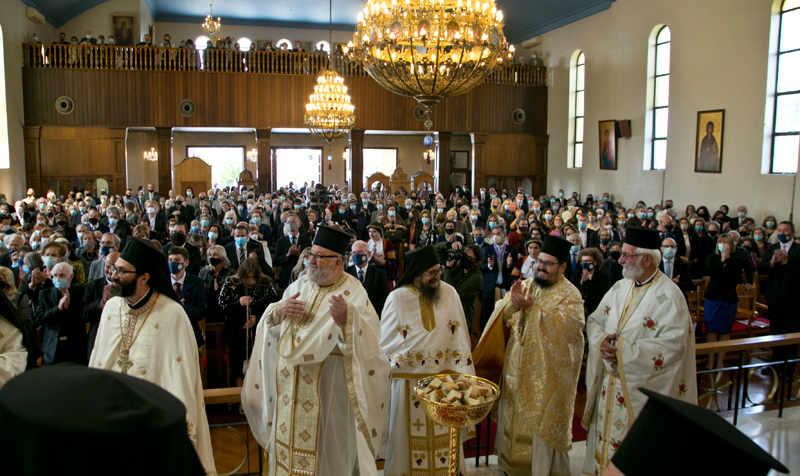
[206,224,224,249]
[570,247,611,318]
[218,257,278,388]
[703,233,745,370]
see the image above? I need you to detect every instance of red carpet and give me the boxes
[463,414,587,458]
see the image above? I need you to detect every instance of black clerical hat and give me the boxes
[0,364,205,476]
[396,244,440,288]
[313,224,350,255]
[624,226,660,250]
[118,236,180,303]
[611,388,789,476]
[540,235,571,263]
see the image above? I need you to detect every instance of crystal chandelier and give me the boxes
[304,0,356,145]
[143,147,158,162]
[346,0,513,111]
[202,4,221,37]
[247,148,258,162]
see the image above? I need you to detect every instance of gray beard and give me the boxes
[622,260,644,281]
[307,265,335,285]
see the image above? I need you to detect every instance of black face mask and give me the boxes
[175,200,182,207]
[445,229,455,235]
[171,233,186,246]
[89,217,99,225]
[46,212,54,218]
[462,257,475,269]
[57,220,67,227]
[209,257,222,266]
[708,230,719,237]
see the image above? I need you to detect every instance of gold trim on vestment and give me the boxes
[404,284,436,332]
[405,379,458,476]
[343,301,378,458]
[614,336,636,428]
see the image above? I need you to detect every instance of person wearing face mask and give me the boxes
[168,247,206,348]
[441,243,484,334]
[142,199,167,240]
[198,244,235,326]
[751,226,768,258]
[274,215,311,287]
[656,214,684,258]
[507,214,530,250]
[30,258,87,366]
[345,240,389,317]
[480,224,519,331]
[658,238,694,298]
[571,247,610,318]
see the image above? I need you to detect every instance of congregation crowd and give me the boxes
[0,179,795,476]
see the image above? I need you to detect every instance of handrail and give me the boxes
[204,386,242,405]
[695,332,800,355]
[21,43,547,86]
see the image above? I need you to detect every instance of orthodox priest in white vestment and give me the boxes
[88,237,217,475]
[582,227,697,476]
[0,304,32,389]
[242,225,390,476]
[379,245,475,476]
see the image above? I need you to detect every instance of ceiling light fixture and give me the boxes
[143,147,158,162]
[202,4,221,37]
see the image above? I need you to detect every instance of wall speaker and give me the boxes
[178,99,197,118]
[413,105,431,121]
[55,96,75,115]
[617,119,632,138]
[512,109,526,124]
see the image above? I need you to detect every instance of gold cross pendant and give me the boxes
[117,349,133,374]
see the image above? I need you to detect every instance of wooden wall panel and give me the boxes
[23,69,546,135]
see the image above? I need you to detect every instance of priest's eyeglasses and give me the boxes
[109,266,136,277]
[619,252,644,260]
[422,266,443,278]
[307,252,340,262]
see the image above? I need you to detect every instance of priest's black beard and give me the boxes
[420,280,442,304]
[110,279,138,298]
[533,276,557,288]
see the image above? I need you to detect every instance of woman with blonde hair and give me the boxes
[291,246,313,283]
[199,244,234,324]
[0,267,31,330]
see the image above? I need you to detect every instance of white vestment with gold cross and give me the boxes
[0,314,28,389]
[379,282,475,476]
[582,271,697,476]
[89,292,217,475]
[241,273,390,476]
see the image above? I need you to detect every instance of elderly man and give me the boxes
[31,260,86,365]
[87,233,121,281]
[242,225,389,476]
[438,209,472,244]
[346,240,389,317]
[81,251,119,361]
[582,227,697,475]
[106,206,130,249]
[380,245,475,476]
[2,234,24,273]
[475,235,585,476]
[89,237,216,473]
[657,214,683,257]
[480,224,519,330]
[659,237,693,296]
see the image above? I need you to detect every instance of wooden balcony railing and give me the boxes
[22,43,546,86]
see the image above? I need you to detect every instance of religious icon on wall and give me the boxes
[695,109,725,173]
[111,14,135,47]
[598,120,617,170]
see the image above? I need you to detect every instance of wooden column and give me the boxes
[535,135,549,198]
[471,133,488,192]
[256,128,272,193]
[436,131,452,198]
[156,127,172,195]
[349,129,365,196]
[23,126,42,193]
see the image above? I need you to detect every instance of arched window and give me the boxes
[195,35,211,50]
[771,0,800,173]
[650,26,670,170]
[568,50,585,168]
[0,24,9,169]
[237,37,253,51]
[315,41,331,53]
[276,38,292,50]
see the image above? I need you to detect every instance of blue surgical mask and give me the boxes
[570,245,580,253]
[101,245,114,256]
[647,212,654,218]
[108,218,118,226]
[421,217,430,225]
[627,213,634,219]
[352,253,368,266]
[52,277,69,290]
[238,205,244,211]
[168,262,184,274]
[12,259,22,269]
[79,206,86,214]
[474,236,485,246]
[472,202,479,209]
[578,222,587,230]
[208,232,218,241]
[191,226,199,233]
[225,218,234,225]
[695,225,704,233]
[388,211,395,217]
[303,259,309,267]
[487,222,495,229]
[544,214,552,221]
[201,219,209,227]
[377,204,383,210]
[252,217,261,224]
[406,205,413,210]
[43,256,59,268]
[766,221,775,228]
[350,205,356,211]
[663,248,676,259]
[777,234,792,244]
[534,207,541,213]
[717,243,726,253]
[22,265,30,274]
[754,234,763,242]
[234,237,247,247]
[581,263,594,271]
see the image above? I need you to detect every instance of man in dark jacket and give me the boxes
[82,251,118,360]
[442,243,483,336]
[32,261,87,365]
[346,240,389,318]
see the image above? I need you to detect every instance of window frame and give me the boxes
[651,26,670,171]
[574,51,585,168]
[770,0,800,174]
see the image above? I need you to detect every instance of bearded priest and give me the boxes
[582,226,697,476]
[379,245,475,476]
[88,237,216,475]
[475,235,585,476]
[241,225,389,476]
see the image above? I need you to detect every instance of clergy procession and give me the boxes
[0,184,791,476]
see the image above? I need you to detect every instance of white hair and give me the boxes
[51,262,73,276]
[634,246,661,264]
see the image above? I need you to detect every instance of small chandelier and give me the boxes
[247,148,258,162]
[202,4,221,37]
[143,147,158,161]
[346,0,513,113]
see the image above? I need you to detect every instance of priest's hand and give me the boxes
[328,293,347,326]
[600,333,618,363]
[277,292,305,318]
[509,280,533,310]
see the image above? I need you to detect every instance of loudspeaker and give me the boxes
[512,109,526,124]
[55,96,75,115]
[178,99,197,118]
[616,119,632,138]
[413,105,431,121]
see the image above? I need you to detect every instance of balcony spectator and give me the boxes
[529,50,544,67]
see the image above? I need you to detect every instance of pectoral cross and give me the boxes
[411,418,425,431]
[117,349,133,374]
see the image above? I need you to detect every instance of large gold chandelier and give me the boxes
[202,4,221,36]
[304,0,356,144]
[346,0,513,109]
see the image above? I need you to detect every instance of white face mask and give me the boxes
[494,235,504,245]
[146,207,156,214]
[249,233,259,241]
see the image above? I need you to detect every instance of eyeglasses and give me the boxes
[537,260,560,268]
[619,252,644,259]
[109,266,137,277]
[422,266,443,278]
[307,252,340,262]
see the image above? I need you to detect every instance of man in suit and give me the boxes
[106,206,130,249]
[143,183,160,205]
[167,196,195,225]
[730,205,749,230]
[479,224,519,331]
[657,214,684,258]
[659,237,694,296]
[168,246,206,348]
[758,221,800,379]
[81,251,118,360]
[31,262,87,365]
[87,233,121,281]
[274,214,312,288]
[225,224,271,274]
[356,192,375,240]
[86,208,109,235]
[529,50,544,67]
[589,216,621,248]
[346,240,390,318]
[162,222,204,275]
